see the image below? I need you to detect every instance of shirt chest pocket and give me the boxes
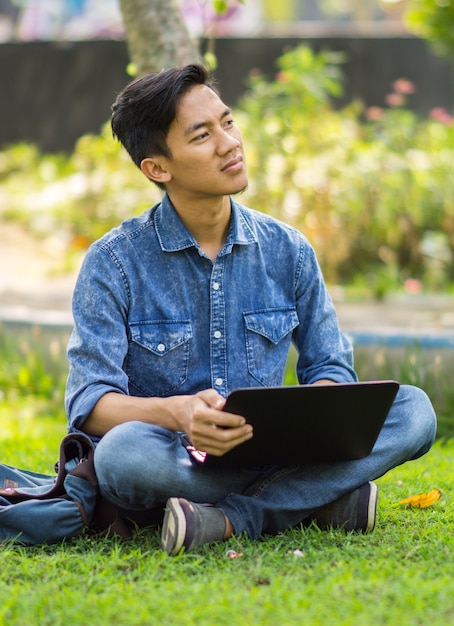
[127,320,192,396]
[243,308,298,386]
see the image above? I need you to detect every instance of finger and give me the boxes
[205,429,254,456]
[196,388,226,410]
[212,410,246,429]
[193,423,253,455]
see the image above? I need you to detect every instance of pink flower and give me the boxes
[366,106,384,121]
[429,107,453,126]
[404,279,422,294]
[385,93,405,107]
[275,71,290,83]
[393,79,416,95]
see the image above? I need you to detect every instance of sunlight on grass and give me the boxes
[0,396,452,625]
[0,398,66,472]
[0,330,452,625]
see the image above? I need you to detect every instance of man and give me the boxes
[65,64,436,555]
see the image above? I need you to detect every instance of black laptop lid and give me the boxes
[202,380,399,468]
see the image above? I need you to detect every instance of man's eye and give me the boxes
[194,132,209,141]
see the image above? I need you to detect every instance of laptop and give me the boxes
[201,380,399,468]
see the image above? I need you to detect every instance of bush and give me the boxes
[238,46,454,293]
[405,0,454,58]
[0,328,68,402]
[1,45,453,296]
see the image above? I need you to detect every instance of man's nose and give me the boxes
[217,130,241,154]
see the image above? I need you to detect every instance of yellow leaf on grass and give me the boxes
[399,488,442,508]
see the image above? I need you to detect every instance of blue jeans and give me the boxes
[0,466,97,544]
[94,385,436,540]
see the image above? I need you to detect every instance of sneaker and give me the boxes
[307,481,378,533]
[161,498,227,555]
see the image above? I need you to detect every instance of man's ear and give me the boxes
[140,157,172,185]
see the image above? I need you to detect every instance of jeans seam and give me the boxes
[249,464,299,498]
[73,499,89,526]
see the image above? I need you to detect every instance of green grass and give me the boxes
[0,400,453,625]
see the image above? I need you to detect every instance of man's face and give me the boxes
[159,84,248,201]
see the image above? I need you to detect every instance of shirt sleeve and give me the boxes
[65,243,131,433]
[293,239,357,385]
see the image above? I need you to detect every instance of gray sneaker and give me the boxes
[161,498,227,555]
[307,482,378,533]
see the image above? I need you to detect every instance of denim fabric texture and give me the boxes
[93,384,435,539]
[66,194,356,436]
[0,465,97,544]
[65,194,437,539]
[0,433,98,543]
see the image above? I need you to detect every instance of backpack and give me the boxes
[0,432,131,544]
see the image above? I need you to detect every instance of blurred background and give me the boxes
[0,0,418,41]
[1,1,453,150]
[0,1,453,437]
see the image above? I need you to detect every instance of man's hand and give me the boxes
[181,389,253,456]
[84,388,253,451]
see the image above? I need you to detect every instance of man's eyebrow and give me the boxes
[184,108,232,136]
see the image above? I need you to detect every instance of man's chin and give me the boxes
[232,186,248,197]
[231,182,248,196]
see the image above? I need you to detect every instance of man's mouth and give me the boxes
[221,156,243,172]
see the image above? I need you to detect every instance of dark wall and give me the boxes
[2,37,454,153]
[215,36,454,114]
[2,40,130,152]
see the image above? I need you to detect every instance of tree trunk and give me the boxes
[119,0,201,76]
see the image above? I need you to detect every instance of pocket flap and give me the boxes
[244,309,298,344]
[129,321,192,356]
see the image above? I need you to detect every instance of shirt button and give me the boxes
[214,330,222,339]
[213,282,220,290]
[215,378,223,387]
[157,343,165,352]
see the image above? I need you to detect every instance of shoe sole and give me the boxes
[161,498,187,556]
[365,482,378,533]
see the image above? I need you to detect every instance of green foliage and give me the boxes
[405,0,454,58]
[238,45,454,291]
[0,329,68,402]
[0,123,160,256]
[1,45,454,295]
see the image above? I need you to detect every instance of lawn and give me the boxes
[0,400,452,626]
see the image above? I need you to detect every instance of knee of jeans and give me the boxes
[94,421,173,487]
[400,384,437,455]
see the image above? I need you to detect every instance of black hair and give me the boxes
[111,64,218,188]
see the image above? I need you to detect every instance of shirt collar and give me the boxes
[155,193,257,254]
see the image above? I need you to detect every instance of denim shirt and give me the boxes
[66,194,356,436]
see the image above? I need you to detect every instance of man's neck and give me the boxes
[168,193,231,261]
